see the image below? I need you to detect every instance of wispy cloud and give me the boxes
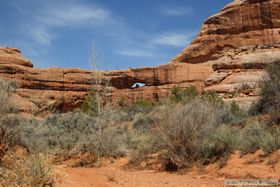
[2,1,197,69]
[28,27,54,46]
[116,49,155,57]
[151,32,195,47]
[14,1,115,46]
[38,3,111,27]
[160,6,192,16]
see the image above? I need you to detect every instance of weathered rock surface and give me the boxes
[2,0,280,114]
[0,48,212,115]
[172,0,280,64]
[0,48,33,68]
[172,0,280,108]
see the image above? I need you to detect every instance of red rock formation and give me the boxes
[2,0,280,113]
[172,0,280,64]
[0,48,33,67]
[0,48,212,115]
[172,0,280,108]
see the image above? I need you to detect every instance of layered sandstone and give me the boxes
[172,0,280,108]
[2,0,280,114]
[0,48,212,115]
[172,0,280,64]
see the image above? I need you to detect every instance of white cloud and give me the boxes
[161,6,192,16]
[116,49,155,57]
[29,27,54,46]
[15,1,115,46]
[38,4,111,27]
[151,32,195,47]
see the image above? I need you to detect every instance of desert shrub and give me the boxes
[126,129,163,166]
[155,99,235,168]
[229,101,248,124]
[251,63,280,122]
[240,121,266,153]
[0,78,18,115]
[0,108,131,160]
[133,99,155,113]
[0,153,54,187]
[170,85,198,103]
[200,90,223,107]
[133,113,155,132]
[36,109,129,158]
[203,125,238,163]
[77,124,129,158]
[240,121,280,154]
[260,125,280,153]
[81,88,99,116]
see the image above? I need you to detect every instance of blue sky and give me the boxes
[0,0,232,70]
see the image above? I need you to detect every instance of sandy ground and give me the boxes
[55,150,280,187]
[55,158,223,187]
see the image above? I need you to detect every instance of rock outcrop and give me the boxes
[1,0,280,114]
[173,0,280,108]
[172,0,280,64]
[0,48,212,115]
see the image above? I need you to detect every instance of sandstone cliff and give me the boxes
[0,48,212,115]
[173,0,280,64]
[173,0,280,108]
[1,0,280,114]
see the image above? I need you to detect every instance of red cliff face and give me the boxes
[172,0,280,108]
[0,48,212,115]
[172,0,280,64]
[2,0,280,114]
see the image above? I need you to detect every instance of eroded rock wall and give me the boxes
[172,0,280,108]
[172,0,280,64]
[0,48,212,115]
[2,0,280,114]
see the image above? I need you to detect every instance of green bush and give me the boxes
[260,126,280,153]
[170,85,198,103]
[240,121,280,154]
[81,89,99,116]
[239,121,266,153]
[229,101,248,124]
[203,125,238,163]
[200,91,223,107]
[251,63,280,122]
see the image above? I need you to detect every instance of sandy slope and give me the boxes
[55,158,223,187]
[55,150,280,187]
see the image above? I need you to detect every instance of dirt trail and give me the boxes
[55,158,223,187]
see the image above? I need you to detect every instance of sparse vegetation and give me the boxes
[2,63,280,186]
[240,121,280,154]
[0,153,54,187]
[250,62,280,122]
[170,85,198,103]
[0,78,18,115]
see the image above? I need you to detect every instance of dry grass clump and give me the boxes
[0,153,54,187]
